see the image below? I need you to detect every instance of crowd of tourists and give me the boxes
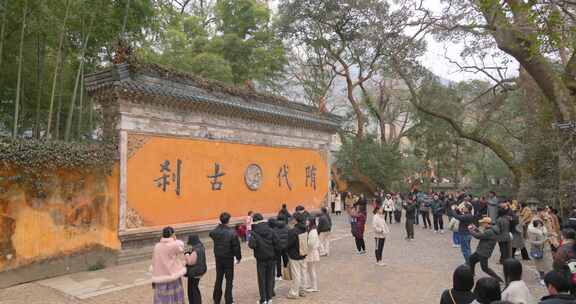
[149,204,332,304]
[147,187,576,304]
[333,188,576,303]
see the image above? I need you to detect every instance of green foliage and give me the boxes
[141,0,286,86]
[336,135,404,191]
[0,0,156,139]
[188,52,234,83]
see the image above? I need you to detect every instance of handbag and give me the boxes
[448,218,460,232]
[282,263,292,280]
[530,246,544,260]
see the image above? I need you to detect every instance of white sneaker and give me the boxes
[539,279,545,286]
[305,288,319,292]
[377,262,387,266]
[275,277,283,281]
[440,230,445,234]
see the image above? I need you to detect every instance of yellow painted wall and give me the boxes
[0,167,120,271]
[127,135,329,227]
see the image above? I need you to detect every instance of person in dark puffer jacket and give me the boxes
[249,213,279,304]
[209,212,241,304]
[286,214,308,299]
[317,208,332,257]
[185,234,207,304]
[272,216,290,281]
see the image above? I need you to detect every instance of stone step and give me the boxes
[117,247,153,265]
[117,235,215,266]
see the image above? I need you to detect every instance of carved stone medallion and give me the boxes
[244,164,263,191]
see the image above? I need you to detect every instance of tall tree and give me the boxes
[278,0,428,191]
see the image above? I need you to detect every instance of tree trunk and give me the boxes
[121,0,131,35]
[34,33,46,139]
[13,0,28,138]
[46,0,71,138]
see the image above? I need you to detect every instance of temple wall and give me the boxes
[0,167,120,287]
[119,101,333,234]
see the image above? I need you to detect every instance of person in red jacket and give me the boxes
[349,206,367,254]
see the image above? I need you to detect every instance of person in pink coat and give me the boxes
[150,227,187,304]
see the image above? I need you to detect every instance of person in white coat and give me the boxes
[527,219,553,285]
[372,206,390,266]
[304,218,320,292]
[501,258,536,304]
[383,194,395,224]
[334,192,343,216]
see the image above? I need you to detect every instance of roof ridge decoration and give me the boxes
[85,59,342,132]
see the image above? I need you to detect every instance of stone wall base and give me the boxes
[0,245,118,289]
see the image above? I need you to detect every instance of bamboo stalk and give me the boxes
[64,15,93,141]
[46,0,71,138]
[34,33,46,139]
[13,0,28,138]
[77,64,84,138]
[0,0,7,71]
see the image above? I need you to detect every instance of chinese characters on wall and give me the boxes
[153,160,318,195]
[154,159,182,195]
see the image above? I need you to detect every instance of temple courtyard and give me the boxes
[0,214,548,304]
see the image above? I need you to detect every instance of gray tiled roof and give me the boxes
[85,62,342,132]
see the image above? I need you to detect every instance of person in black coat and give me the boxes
[209,212,242,304]
[468,217,503,282]
[272,216,290,280]
[440,264,476,304]
[278,204,291,222]
[449,203,478,263]
[286,214,308,299]
[496,206,512,264]
[404,199,417,240]
[317,207,332,256]
[249,213,279,304]
[185,235,207,304]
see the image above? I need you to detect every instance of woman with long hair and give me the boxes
[372,206,390,266]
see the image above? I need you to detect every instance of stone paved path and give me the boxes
[0,214,548,304]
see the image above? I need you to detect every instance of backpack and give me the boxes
[298,232,309,256]
[186,245,207,278]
